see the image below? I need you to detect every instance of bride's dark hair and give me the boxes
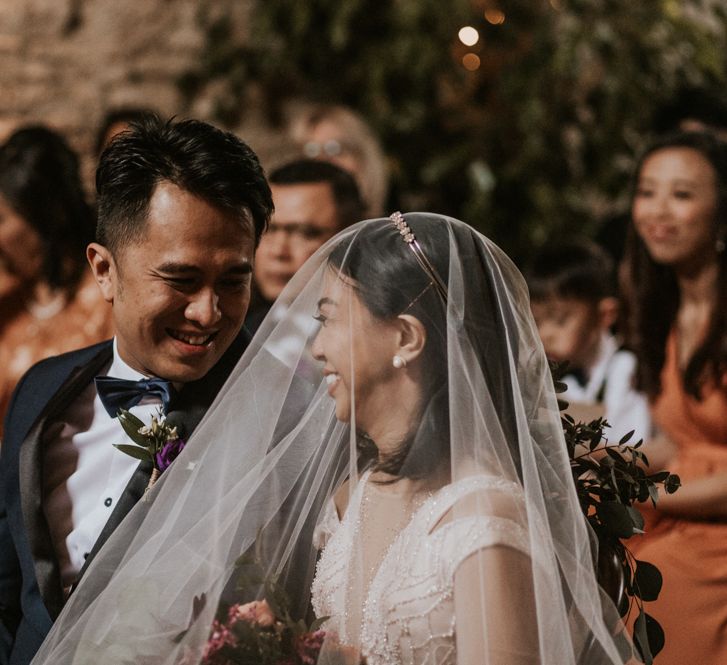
[327,214,521,481]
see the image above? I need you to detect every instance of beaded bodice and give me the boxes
[311,472,530,665]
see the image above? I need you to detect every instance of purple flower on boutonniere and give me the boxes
[155,437,186,472]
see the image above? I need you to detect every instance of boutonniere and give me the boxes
[115,408,186,492]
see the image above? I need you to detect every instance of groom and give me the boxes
[0,116,273,664]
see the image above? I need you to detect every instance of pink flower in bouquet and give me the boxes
[294,629,326,665]
[201,619,235,664]
[230,599,276,627]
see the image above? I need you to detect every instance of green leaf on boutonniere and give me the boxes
[113,444,154,463]
[117,409,151,447]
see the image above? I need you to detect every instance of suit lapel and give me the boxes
[72,328,251,587]
[19,345,112,619]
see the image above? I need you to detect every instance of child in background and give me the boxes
[528,238,651,444]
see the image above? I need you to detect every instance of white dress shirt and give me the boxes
[42,339,165,590]
[562,331,652,445]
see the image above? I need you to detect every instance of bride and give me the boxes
[32,213,634,664]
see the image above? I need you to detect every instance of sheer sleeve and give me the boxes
[454,544,540,665]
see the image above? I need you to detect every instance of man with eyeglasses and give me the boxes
[246,159,365,334]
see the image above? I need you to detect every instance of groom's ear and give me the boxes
[87,243,116,304]
[395,314,427,364]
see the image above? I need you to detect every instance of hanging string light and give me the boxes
[458,26,480,46]
[462,53,481,71]
[484,9,505,25]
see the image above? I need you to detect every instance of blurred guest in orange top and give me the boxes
[622,130,727,664]
[0,126,113,435]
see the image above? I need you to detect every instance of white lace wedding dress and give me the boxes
[311,471,531,665]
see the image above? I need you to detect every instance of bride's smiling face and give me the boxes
[311,269,402,427]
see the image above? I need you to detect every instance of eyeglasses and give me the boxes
[265,222,336,243]
[302,139,356,159]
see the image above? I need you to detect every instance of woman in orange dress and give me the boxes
[622,130,727,664]
[0,126,113,435]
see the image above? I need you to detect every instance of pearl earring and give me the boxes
[392,355,407,369]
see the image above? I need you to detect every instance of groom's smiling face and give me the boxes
[89,181,255,383]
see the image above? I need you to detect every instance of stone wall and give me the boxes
[0,0,283,188]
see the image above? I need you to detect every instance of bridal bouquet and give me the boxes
[201,554,364,665]
[201,599,326,665]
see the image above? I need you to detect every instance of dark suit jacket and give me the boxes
[0,330,249,665]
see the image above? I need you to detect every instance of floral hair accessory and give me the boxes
[389,211,448,305]
[115,408,186,494]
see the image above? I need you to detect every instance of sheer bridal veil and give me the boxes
[33,214,635,664]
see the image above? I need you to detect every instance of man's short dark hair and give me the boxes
[527,238,616,304]
[269,159,365,229]
[96,116,273,253]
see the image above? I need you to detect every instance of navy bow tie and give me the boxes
[94,376,174,418]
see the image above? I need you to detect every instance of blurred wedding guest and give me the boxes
[246,159,365,335]
[288,103,388,217]
[95,107,157,156]
[622,131,727,665]
[0,126,112,434]
[528,238,651,443]
[598,86,727,264]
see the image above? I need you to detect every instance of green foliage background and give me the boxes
[179,0,727,262]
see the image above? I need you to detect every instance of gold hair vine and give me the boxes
[389,212,448,305]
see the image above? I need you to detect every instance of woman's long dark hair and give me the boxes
[621,131,727,398]
[0,125,94,291]
[327,215,520,481]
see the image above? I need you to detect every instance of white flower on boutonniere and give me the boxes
[114,408,186,495]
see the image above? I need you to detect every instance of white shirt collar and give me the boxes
[108,337,149,381]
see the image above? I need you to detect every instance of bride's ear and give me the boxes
[395,314,427,364]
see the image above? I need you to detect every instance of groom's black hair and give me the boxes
[95,115,273,253]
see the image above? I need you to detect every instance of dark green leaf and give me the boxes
[554,380,568,394]
[113,444,153,462]
[634,611,665,662]
[596,502,635,538]
[605,447,625,463]
[634,560,663,602]
[647,483,659,507]
[645,613,665,657]
[633,609,653,664]
[647,471,669,483]
[309,615,329,631]
[664,474,681,494]
[627,506,645,534]
[117,411,150,447]
[619,429,635,444]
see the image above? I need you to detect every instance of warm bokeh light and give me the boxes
[462,53,481,71]
[549,0,563,9]
[484,9,506,25]
[458,26,479,46]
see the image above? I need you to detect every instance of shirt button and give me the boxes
[104,497,113,507]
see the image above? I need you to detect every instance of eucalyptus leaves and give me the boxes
[555,371,680,664]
